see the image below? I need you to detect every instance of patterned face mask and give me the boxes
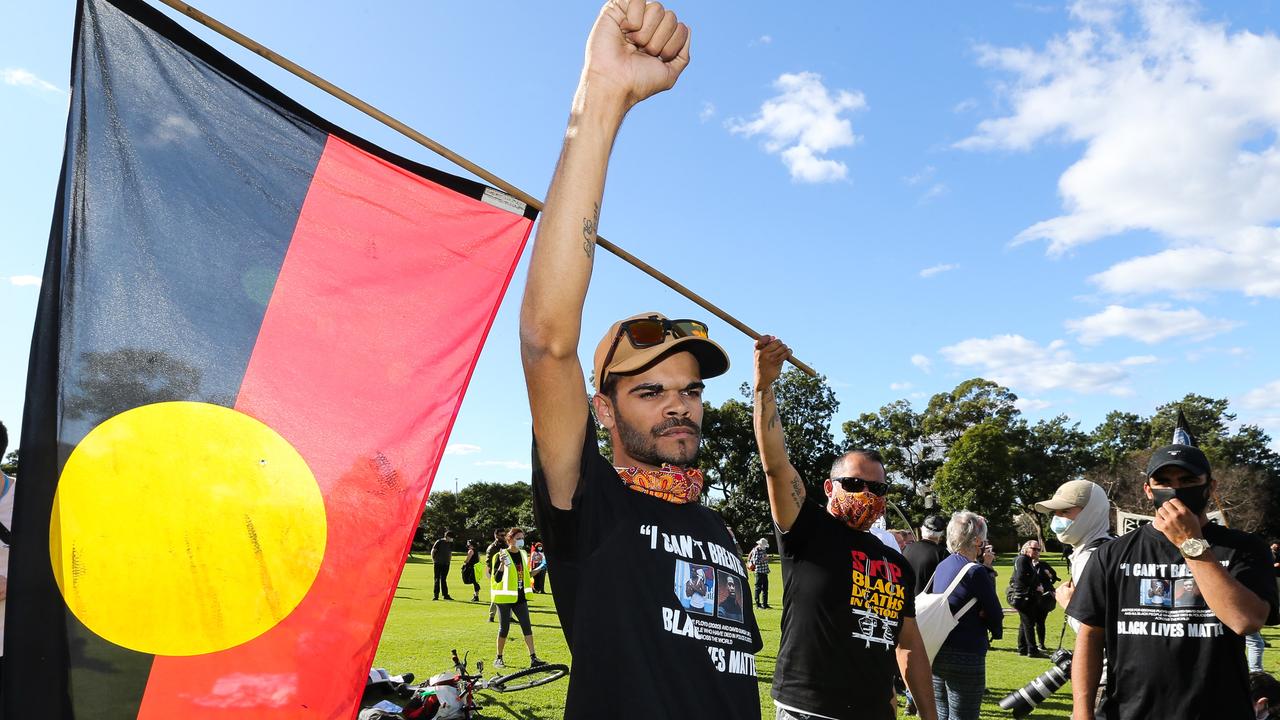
[616,465,704,504]
[828,490,887,531]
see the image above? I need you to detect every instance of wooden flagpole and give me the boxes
[153,0,818,377]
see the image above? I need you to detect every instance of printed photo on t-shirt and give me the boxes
[674,559,715,616]
[1173,577,1204,608]
[715,569,744,623]
[1140,578,1172,608]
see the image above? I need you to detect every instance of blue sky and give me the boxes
[3,1,1279,489]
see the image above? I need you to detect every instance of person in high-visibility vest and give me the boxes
[491,527,545,668]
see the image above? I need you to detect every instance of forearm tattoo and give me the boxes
[582,201,599,259]
[789,473,804,507]
[758,386,780,430]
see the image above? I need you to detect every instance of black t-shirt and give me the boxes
[903,538,949,594]
[1068,522,1280,720]
[773,501,916,720]
[531,419,763,720]
[430,537,453,564]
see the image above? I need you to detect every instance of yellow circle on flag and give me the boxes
[51,401,327,656]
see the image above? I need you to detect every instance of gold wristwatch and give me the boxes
[1179,537,1210,559]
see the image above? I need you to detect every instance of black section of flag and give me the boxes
[7,0,325,715]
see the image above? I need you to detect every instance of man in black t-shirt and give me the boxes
[519,4,761,718]
[430,531,455,600]
[1067,444,1280,720]
[752,337,936,720]
[904,515,949,594]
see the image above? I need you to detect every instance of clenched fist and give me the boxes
[754,335,790,389]
[582,0,692,110]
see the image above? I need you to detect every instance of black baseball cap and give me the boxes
[922,515,946,532]
[1146,444,1211,478]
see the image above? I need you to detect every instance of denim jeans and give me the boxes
[1246,631,1265,672]
[932,647,986,720]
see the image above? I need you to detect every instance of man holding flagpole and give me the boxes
[520,2,762,718]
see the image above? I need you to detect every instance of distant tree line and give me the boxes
[420,374,1280,552]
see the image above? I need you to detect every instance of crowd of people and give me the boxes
[505,2,1280,718]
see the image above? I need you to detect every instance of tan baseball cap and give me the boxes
[1034,479,1096,513]
[591,312,730,393]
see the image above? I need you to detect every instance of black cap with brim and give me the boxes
[1146,444,1211,478]
[923,515,946,532]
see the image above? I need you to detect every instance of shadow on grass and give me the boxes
[405,555,431,564]
[474,696,542,719]
[394,594,422,601]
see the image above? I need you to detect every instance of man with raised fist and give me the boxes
[519,2,762,718]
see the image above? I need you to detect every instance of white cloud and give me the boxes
[960,0,1280,298]
[1015,397,1052,411]
[904,166,936,186]
[8,275,41,287]
[911,354,933,373]
[952,98,979,113]
[729,72,865,183]
[757,35,773,45]
[1066,304,1237,345]
[919,263,959,278]
[699,102,716,122]
[1240,380,1280,412]
[475,460,532,471]
[1239,380,1280,442]
[890,382,914,391]
[1,67,63,94]
[918,183,948,203]
[444,443,481,456]
[939,334,1153,395]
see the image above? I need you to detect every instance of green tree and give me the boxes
[420,490,468,545]
[933,421,1017,533]
[1,449,16,476]
[1010,416,1094,536]
[1089,410,1151,471]
[922,378,1019,445]
[708,370,840,544]
[841,399,941,521]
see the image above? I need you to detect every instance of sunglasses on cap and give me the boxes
[600,317,710,381]
[831,477,890,496]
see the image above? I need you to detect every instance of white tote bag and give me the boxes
[915,562,978,662]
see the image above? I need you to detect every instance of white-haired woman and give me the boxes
[929,511,1003,720]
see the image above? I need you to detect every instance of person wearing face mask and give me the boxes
[753,336,936,720]
[1034,480,1113,632]
[1067,444,1280,720]
[490,527,546,669]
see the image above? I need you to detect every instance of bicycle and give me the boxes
[360,649,569,719]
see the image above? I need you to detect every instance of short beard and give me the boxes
[614,411,701,467]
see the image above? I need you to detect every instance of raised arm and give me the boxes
[752,336,805,531]
[519,0,691,509]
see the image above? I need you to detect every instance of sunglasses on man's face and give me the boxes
[600,318,710,382]
[830,477,890,496]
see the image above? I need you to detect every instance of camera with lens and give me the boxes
[999,649,1073,717]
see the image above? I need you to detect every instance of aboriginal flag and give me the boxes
[6,0,535,717]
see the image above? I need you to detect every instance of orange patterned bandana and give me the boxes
[828,491,887,531]
[616,465,704,504]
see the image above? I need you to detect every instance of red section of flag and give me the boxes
[136,134,532,718]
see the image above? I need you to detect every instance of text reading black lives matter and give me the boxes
[641,524,758,677]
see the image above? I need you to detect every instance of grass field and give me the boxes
[374,552,1280,719]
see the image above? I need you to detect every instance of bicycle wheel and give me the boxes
[488,663,569,693]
